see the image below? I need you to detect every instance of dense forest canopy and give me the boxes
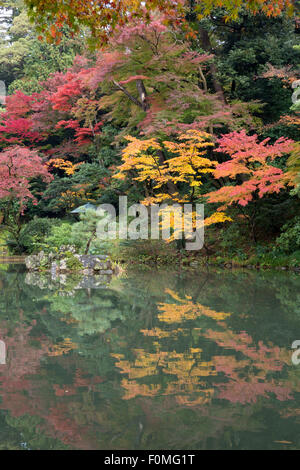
[0,0,298,266]
[20,0,297,45]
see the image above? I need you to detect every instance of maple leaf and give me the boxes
[0,146,53,209]
[206,130,295,210]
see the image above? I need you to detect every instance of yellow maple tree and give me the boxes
[114,130,216,203]
[114,130,231,241]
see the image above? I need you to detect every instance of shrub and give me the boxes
[276,217,300,254]
[6,217,56,254]
[44,222,77,252]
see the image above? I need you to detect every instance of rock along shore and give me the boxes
[25,246,114,276]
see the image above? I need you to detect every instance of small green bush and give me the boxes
[64,252,84,271]
[44,223,76,252]
[6,217,56,254]
[276,217,300,254]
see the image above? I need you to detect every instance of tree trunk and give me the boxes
[136,79,149,111]
[157,150,178,195]
[199,27,226,104]
[85,229,96,255]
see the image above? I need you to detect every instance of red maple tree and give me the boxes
[0,145,53,207]
[206,130,295,209]
[205,130,295,240]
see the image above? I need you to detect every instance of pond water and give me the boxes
[0,264,299,450]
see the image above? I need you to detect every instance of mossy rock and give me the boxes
[65,253,84,272]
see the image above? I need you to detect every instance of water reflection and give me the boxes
[0,265,299,449]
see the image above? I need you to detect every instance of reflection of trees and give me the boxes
[112,289,231,405]
[0,268,300,449]
[47,288,126,336]
[107,273,300,449]
[112,288,298,408]
[0,266,48,325]
[0,318,105,449]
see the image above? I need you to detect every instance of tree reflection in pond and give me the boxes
[0,266,299,450]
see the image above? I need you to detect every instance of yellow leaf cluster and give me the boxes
[113,130,232,232]
[48,158,83,176]
[114,130,216,193]
[48,338,78,357]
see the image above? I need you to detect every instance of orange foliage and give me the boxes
[25,0,295,44]
[48,338,78,357]
[114,130,231,235]
[47,158,83,176]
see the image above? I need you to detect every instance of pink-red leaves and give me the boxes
[206,130,294,210]
[0,146,53,208]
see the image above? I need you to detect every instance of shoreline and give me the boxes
[0,255,299,274]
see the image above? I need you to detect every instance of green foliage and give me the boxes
[43,222,74,251]
[276,217,300,254]
[13,217,56,253]
[40,211,112,255]
[117,239,181,266]
[71,209,110,255]
[39,177,75,216]
[0,2,83,92]
[214,13,299,122]
[64,252,84,271]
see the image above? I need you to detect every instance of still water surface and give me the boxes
[0,264,300,450]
